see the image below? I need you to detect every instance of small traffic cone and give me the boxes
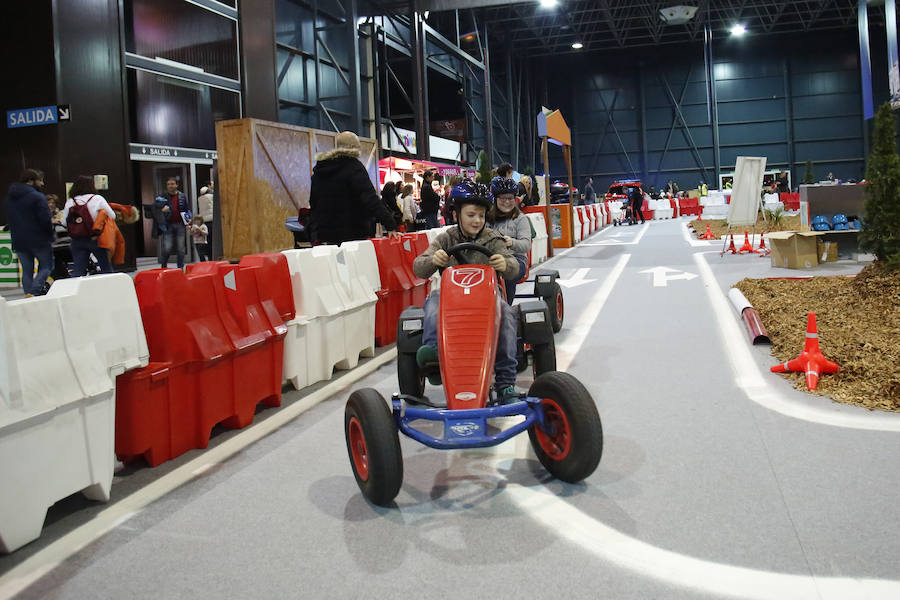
[770,312,839,391]
[738,231,754,254]
[722,234,737,255]
[699,223,716,240]
[756,234,770,256]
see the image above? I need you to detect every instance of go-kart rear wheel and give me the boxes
[527,372,602,483]
[344,388,403,506]
[398,351,425,398]
[543,282,563,333]
[531,337,556,377]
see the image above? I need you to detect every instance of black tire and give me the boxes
[527,372,602,483]
[531,336,556,377]
[543,282,564,333]
[398,351,425,398]
[344,388,403,506]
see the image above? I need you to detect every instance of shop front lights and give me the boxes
[730,24,747,36]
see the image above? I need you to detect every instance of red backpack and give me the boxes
[67,195,95,238]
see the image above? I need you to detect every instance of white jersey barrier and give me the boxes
[282,247,349,386]
[572,206,583,243]
[651,199,675,220]
[0,274,148,553]
[334,241,378,369]
[526,213,549,265]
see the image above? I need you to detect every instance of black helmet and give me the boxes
[449,178,492,212]
[490,176,518,202]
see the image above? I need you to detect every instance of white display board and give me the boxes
[727,156,767,227]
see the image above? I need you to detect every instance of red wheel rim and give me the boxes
[348,417,369,481]
[556,292,564,322]
[535,398,572,460]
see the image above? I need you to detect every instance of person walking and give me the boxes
[629,186,645,225]
[308,131,399,244]
[4,168,54,296]
[398,183,417,231]
[63,175,116,276]
[152,177,191,268]
[583,177,596,205]
[197,185,214,260]
[418,170,440,229]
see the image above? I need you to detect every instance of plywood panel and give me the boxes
[215,118,378,260]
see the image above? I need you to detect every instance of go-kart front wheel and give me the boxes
[344,388,403,506]
[527,372,602,483]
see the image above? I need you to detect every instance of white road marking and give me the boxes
[638,266,698,287]
[0,349,400,599]
[692,252,900,432]
[556,267,596,288]
[680,220,715,247]
[500,241,900,599]
[580,222,650,246]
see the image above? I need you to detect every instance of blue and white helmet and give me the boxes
[449,178,491,211]
[811,215,831,231]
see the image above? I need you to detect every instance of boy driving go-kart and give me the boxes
[412,179,521,405]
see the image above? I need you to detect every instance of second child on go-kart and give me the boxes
[488,176,532,305]
[411,179,521,405]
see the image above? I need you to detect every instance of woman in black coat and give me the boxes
[418,170,440,229]
[381,181,403,225]
[308,131,399,244]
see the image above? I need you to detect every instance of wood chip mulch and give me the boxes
[734,263,900,411]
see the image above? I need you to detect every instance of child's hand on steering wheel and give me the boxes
[489,253,507,272]
[432,249,451,267]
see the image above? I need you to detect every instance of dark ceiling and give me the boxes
[453,1,874,57]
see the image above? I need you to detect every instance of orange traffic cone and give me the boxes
[699,223,715,240]
[756,234,770,256]
[722,234,737,255]
[738,231,754,254]
[770,312,839,391]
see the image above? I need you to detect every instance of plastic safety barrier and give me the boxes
[678,197,701,217]
[333,243,378,369]
[670,198,680,217]
[422,229,445,290]
[1,274,148,553]
[572,206,583,243]
[369,237,416,346]
[400,232,431,301]
[282,247,352,383]
[780,192,800,211]
[591,204,604,228]
[526,213,549,265]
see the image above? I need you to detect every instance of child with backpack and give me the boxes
[63,175,115,275]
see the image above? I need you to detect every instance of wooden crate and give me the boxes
[215,118,378,259]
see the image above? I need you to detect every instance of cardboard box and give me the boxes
[817,238,838,263]
[768,231,819,269]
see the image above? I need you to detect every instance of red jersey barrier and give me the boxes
[679,197,701,217]
[780,192,800,210]
[400,232,431,302]
[370,237,416,346]
[670,198,679,217]
[116,269,235,466]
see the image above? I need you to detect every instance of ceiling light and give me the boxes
[730,24,746,36]
[659,5,698,25]
[571,42,583,49]
[539,0,558,8]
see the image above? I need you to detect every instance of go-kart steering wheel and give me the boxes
[441,242,495,271]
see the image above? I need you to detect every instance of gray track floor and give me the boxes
[3,218,900,599]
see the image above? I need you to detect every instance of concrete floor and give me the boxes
[2,218,899,600]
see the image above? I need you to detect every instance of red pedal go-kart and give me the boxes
[344,243,603,506]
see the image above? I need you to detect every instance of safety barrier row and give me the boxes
[1,274,148,553]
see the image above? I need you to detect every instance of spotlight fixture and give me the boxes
[730,24,747,36]
[539,0,558,8]
[571,42,583,49]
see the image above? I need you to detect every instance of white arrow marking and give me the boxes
[639,266,698,287]
[58,108,69,120]
[556,267,596,288]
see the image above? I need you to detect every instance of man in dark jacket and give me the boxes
[583,177,596,205]
[629,186,645,225]
[5,169,53,296]
[309,131,399,244]
[418,170,440,229]
[152,177,191,268]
